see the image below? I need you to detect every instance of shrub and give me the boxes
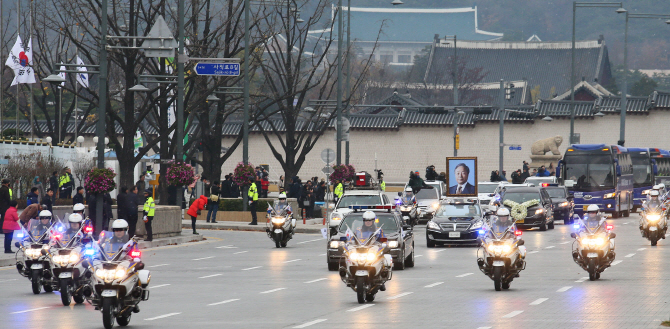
[165,162,196,186]
[84,168,116,194]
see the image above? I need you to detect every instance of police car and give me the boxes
[328,189,392,229]
[326,205,415,271]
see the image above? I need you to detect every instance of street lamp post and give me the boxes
[620,13,670,146]
[570,2,624,145]
[443,35,459,156]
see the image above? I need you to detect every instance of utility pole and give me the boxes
[498,80,504,175]
[96,0,109,235]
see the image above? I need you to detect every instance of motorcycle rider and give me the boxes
[73,203,86,217]
[356,211,385,240]
[63,213,83,242]
[108,219,130,253]
[401,187,416,205]
[32,210,53,239]
[582,204,608,233]
[641,190,664,234]
[267,193,296,231]
[491,208,526,273]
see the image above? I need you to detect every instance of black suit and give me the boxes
[73,193,84,205]
[0,185,10,228]
[125,192,139,237]
[449,183,476,195]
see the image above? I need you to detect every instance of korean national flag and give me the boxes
[345,227,354,241]
[76,56,89,88]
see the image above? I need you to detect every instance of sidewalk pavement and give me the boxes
[182,219,328,234]
[0,230,205,267]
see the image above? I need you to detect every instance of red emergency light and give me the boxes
[52,234,62,240]
[606,224,614,231]
[541,183,549,187]
[514,230,523,236]
[84,226,93,234]
[130,250,141,258]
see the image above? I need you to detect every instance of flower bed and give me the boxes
[84,168,116,194]
[165,162,196,186]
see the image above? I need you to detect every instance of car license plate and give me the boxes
[515,219,524,223]
[587,252,598,258]
[583,205,589,211]
[449,231,460,238]
[650,226,658,231]
[59,272,72,279]
[101,289,116,297]
[31,264,43,270]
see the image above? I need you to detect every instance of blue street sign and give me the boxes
[194,63,240,76]
[508,145,522,151]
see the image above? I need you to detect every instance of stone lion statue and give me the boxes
[531,136,563,156]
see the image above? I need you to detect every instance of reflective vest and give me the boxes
[8,188,12,199]
[248,183,259,201]
[143,197,156,217]
[59,174,71,187]
[380,181,386,192]
[334,183,343,198]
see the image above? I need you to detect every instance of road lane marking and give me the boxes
[297,238,323,244]
[233,251,248,255]
[575,277,589,283]
[208,299,240,306]
[150,284,171,289]
[0,279,17,283]
[319,253,327,256]
[434,249,447,253]
[623,222,629,225]
[148,264,169,268]
[502,310,523,318]
[625,253,635,258]
[199,274,223,279]
[556,286,572,292]
[528,251,539,254]
[283,259,302,263]
[424,282,444,288]
[529,298,548,305]
[260,288,286,294]
[415,255,423,258]
[477,327,492,329]
[545,246,555,249]
[347,304,375,312]
[637,248,647,251]
[560,241,572,244]
[242,266,262,271]
[293,319,328,328]
[145,313,181,321]
[304,278,327,284]
[611,260,623,266]
[456,273,473,278]
[10,307,50,314]
[387,292,413,300]
[192,256,215,261]
[216,245,238,249]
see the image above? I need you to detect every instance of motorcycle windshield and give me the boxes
[400,193,414,205]
[49,217,71,246]
[98,231,130,259]
[644,201,663,214]
[583,218,602,234]
[271,201,289,216]
[28,218,53,242]
[489,217,513,239]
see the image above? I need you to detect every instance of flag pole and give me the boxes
[15,0,19,140]
[29,0,33,140]
[0,0,4,138]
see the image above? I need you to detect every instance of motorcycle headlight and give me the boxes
[427,221,440,230]
[329,241,341,249]
[26,248,40,259]
[559,202,569,207]
[647,214,661,222]
[69,253,80,264]
[604,192,616,199]
[331,215,342,222]
[271,217,285,224]
[535,209,544,215]
[366,252,377,262]
[400,206,411,212]
[115,268,127,279]
[387,241,399,248]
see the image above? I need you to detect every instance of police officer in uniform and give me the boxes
[248,178,259,225]
[59,167,74,199]
[334,180,343,203]
[142,189,155,241]
[109,219,130,254]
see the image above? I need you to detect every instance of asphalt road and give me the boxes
[1,216,669,329]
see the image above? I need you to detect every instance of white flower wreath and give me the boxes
[503,199,540,221]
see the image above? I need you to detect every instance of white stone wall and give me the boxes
[215,110,670,184]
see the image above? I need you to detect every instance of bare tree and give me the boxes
[72,153,95,187]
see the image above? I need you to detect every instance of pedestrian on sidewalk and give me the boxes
[0,179,11,229]
[42,188,54,213]
[49,171,59,199]
[187,195,208,234]
[19,204,42,225]
[221,175,232,198]
[207,181,220,223]
[73,187,85,205]
[261,176,269,198]
[32,176,45,204]
[3,200,19,253]
[126,186,139,237]
[136,174,147,206]
[117,187,128,220]
[26,187,39,207]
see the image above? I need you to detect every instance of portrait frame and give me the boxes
[445,157,478,197]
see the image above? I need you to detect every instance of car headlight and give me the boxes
[559,202,569,207]
[427,221,440,230]
[647,214,661,222]
[431,202,439,209]
[387,241,399,248]
[642,190,651,195]
[271,217,285,224]
[535,208,544,215]
[329,241,341,248]
[470,221,483,230]
[603,192,616,199]
[331,215,342,222]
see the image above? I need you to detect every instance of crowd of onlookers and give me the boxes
[491,161,557,183]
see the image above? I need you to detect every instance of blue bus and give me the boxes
[628,148,659,212]
[558,144,633,218]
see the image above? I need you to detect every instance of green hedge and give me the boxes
[188,198,270,212]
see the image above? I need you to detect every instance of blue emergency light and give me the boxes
[84,248,95,256]
[478,229,486,235]
[16,233,23,238]
[573,223,580,229]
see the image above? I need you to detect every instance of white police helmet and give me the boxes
[68,213,83,223]
[650,190,660,197]
[496,208,510,217]
[363,211,377,221]
[587,204,599,212]
[38,210,52,218]
[112,219,129,230]
[73,203,85,212]
[404,187,413,193]
[278,193,287,200]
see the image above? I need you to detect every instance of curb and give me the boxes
[138,234,205,249]
[0,257,18,268]
[182,222,325,234]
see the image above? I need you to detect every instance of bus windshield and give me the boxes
[564,155,614,191]
[630,153,652,187]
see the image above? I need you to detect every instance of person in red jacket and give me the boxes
[261,177,269,198]
[187,195,208,235]
[3,200,20,253]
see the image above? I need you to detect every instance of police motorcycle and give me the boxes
[86,219,151,329]
[639,190,668,246]
[396,187,419,227]
[476,208,526,291]
[265,194,296,248]
[338,211,393,304]
[14,210,60,294]
[48,213,96,306]
[571,205,616,281]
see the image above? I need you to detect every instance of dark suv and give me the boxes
[543,186,574,224]
[497,187,555,231]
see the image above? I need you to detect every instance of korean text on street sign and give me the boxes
[508,145,522,151]
[194,63,240,76]
[455,135,460,150]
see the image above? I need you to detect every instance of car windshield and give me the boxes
[415,188,438,200]
[545,188,566,199]
[631,153,652,187]
[564,155,614,191]
[503,192,541,204]
[339,214,398,233]
[434,204,481,218]
[478,184,498,193]
[337,195,382,208]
